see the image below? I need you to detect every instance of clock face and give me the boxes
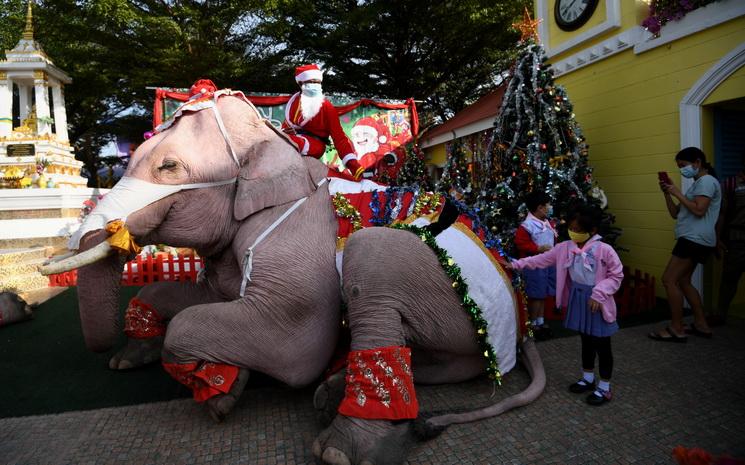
[554,0,600,31]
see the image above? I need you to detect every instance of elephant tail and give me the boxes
[412,338,546,441]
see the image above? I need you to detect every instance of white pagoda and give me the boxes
[0,2,103,301]
[0,1,86,188]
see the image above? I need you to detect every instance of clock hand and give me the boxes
[562,0,578,16]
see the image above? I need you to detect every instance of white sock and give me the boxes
[582,371,595,383]
[535,317,545,326]
[598,380,611,392]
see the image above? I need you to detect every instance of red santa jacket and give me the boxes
[282,92,357,165]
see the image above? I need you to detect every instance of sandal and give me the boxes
[648,326,687,343]
[684,323,713,339]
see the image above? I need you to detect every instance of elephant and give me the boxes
[40,85,545,463]
[0,291,33,327]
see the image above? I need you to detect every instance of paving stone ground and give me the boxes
[1,321,744,465]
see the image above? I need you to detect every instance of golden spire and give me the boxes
[512,7,542,42]
[22,1,34,41]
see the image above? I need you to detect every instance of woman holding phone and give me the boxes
[649,147,721,342]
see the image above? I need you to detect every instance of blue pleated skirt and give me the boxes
[564,282,619,337]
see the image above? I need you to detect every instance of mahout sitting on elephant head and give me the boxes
[40,81,545,463]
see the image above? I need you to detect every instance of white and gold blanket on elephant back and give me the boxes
[329,178,528,383]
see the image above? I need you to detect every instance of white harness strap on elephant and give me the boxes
[238,178,328,297]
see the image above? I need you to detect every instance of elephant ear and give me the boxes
[233,136,317,221]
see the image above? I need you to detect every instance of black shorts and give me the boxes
[672,237,715,264]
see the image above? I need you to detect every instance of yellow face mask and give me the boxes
[568,230,591,244]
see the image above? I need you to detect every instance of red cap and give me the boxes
[294,64,323,83]
[189,79,218,97]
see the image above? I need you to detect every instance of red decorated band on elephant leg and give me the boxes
[338,346,419,420]
[123,298,166,339]
[162,361,240,403]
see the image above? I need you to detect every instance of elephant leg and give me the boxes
[110,281,225,370]
[205,367,250,423]
[313,369,347,427]
[314,227,482,465]
[161,294,339,421]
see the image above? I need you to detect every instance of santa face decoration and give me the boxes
[351,124,381,156]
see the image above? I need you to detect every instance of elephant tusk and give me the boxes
[38,241,114,275]
[42,250,75,265]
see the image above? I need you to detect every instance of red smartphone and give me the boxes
[658,171,672,184]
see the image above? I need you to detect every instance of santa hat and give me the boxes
[295,64,324,83]
[353,117,389,144]
[189,79,218,98]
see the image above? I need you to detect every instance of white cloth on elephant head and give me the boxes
[68,176,237,250]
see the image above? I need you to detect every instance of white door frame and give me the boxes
[679,42,745,296]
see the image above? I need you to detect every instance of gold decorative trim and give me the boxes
[0,72,7,80]
[22,1,35,41]
[450,221,521,343]
[33,70,46,80]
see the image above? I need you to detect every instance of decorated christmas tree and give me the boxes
[441,9,617,248]
[438,138,473,197]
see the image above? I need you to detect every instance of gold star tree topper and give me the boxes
[513,7,542,42]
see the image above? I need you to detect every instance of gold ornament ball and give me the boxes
[527,130,534,136]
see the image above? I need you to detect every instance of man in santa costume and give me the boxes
[282,64,364,180]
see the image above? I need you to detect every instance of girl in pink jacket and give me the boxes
[508,206,624,406]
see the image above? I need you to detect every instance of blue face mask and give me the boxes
[301,83,323,98]
[680,164,699,178]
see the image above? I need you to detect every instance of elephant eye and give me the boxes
[158,160,179,170]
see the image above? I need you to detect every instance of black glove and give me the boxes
[382,152,397,165]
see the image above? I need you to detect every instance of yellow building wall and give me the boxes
[424,144,447,167]
[552,14,745,315]
[545,1,649,54]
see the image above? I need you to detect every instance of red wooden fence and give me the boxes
[615,266,657,317]
[50,257,657,318]
[48,254,204,287]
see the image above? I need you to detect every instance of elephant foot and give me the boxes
[312,414,414,465]
[313,370,347,427]
[206,368,249,423]
[109,336,164,370]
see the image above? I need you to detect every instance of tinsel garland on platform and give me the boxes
[391,222,504,383]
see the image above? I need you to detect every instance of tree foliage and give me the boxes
[257,0,530,126]
[1,0,282,185]
[1,0,529,184]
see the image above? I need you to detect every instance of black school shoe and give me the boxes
[534,325,553,341]
[586,388,612,406]
[568,378,595,393]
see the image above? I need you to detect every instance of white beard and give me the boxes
[300,93,324,121]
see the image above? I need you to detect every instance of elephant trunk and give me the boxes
[75,230,124,352]
[414,338,545,438]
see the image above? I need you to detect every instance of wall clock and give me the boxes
[554,0,600,31]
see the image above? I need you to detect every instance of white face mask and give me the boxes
[68,176,236,250]
[301,83,323,98]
